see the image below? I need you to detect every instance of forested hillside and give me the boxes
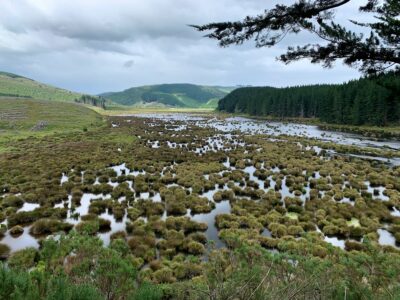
[218,74,400,126]
[102,83,235,108]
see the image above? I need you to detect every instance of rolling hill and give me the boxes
[0,71,81,101]
[101,83,236,108]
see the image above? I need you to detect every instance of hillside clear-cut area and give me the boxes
[0,72,81,102]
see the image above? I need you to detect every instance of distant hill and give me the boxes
[0,71,81,101]
[101,83,236,108]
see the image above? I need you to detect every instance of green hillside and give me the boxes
[0,71,81,101]
[0,98,103,133]
[101,83,236,108]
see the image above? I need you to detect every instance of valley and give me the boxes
[1,97,400,298]
[1,0,399,298]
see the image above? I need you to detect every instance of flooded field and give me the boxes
[1,113,400,262]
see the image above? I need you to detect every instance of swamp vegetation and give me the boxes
[1,101,400,299]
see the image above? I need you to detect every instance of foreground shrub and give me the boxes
[7,248,38,270]
[0,244,10,260]
[0,265,103,300]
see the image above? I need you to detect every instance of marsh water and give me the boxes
[137,114,400,166]
[2,113,400,253]
[136,114,400,150]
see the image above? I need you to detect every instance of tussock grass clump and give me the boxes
[75,220,100,235]
[128,234,156,262]
[0,224,7,237]
[268,223,288,238]
[133,200,164,218]
[165,216,207,233]
[134,175,149,193]
[98,218,111,232]
[161,187,188,215]
[93,183,114,195]
[2,195,24,208]
[111,205,125,220]
[7,207,67,227]
[0,243,11,260]
[218,228,261,248]
[9,225,24,236]
[30,218,73,236]
[152,267,176,284]
[188,232,207,244]
[127,207,143,221]
[185,241,205,255]
[162,229,185,249]
[345,240,365,251]
[170,259,203,280]
[149,218,166,235]
[110,230,127,241]
[187,195,214,214]
[259,236,279,248]
[88,199,112,215]
[287,225,304,236]
[389,225,400,243]
[213,190,234,202]
[215,214,256,231]
[111,182,133,199]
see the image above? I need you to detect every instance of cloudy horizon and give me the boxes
[0,0,366,94]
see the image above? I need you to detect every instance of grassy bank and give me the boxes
[89,105,215,116]
[319,123,400,139]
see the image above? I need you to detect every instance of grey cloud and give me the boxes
[2,0,263,44]
[123,60,135,68]
[0,0,364,94]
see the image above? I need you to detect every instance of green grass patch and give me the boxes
[347,218,361,228]
[285,212,299,220]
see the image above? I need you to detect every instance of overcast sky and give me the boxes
[0,0,367,94]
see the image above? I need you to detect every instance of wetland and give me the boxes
[1,109,400,298]
[2,113,400,254]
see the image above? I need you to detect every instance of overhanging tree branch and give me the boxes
[192,0,399,74]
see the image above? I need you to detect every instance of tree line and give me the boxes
[218,73,400,126]
[75,95,106,109]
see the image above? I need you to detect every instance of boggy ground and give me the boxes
[1,112,400,291]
